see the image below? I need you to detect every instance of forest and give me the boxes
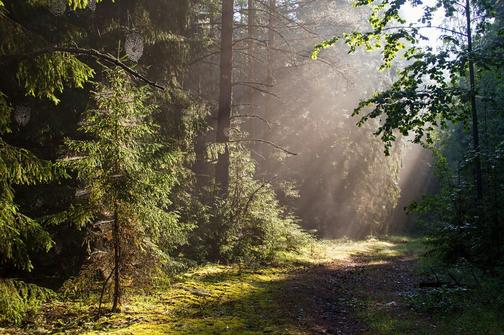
[0,0,503,334]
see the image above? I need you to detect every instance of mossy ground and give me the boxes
[2,236,503,334]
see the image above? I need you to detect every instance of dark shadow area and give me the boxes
[158,253,420,334]
[13,242,430,335]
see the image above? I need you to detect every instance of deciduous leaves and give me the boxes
[312,0,495,154]
[354,51,467,154]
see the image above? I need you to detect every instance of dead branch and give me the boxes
[188,50,221,66]
[231,114,272,128]
[447,271,462,287]
[232,81,273,87]
[229,138,297,155]
[240,3,319,36]
[233,82,279,98]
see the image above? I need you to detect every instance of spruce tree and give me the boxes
[0,0,200,321]
[0,0,95,323]
[61,68,188,312]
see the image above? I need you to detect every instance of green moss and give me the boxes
[68,263,300,334]
[10,236,502,335]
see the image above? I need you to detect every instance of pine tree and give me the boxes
[61,68,189,312]
[0,0,202,322]
[0,0,96,322]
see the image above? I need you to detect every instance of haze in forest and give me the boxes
[206,0,435,238]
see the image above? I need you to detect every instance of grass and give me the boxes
[1,251,316,334]
[2,235,503,334]
[315,235,427,265]
[358,302,430,335]
[348,237,504,335]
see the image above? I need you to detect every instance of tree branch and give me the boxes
[381,25,468,37]
[230,138,297,155]
[6,47,166,90]
[231,114,272,128]
[233,82,279,98]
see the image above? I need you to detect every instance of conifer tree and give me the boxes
[0,92,62,323]
[61,68,188,312]
[0,0,96,322]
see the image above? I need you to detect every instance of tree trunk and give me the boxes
[247,0,257,143]
[111,203,121,312]
[465,0,483,199]
[111,92,121,312]
[266,0,275,88]
[262,0,276,157]
[215,0,234,195]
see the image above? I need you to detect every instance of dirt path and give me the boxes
[4,238,436,335]
[279,251,426,334]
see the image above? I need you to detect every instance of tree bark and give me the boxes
[465,0,483,199]
[266,0,275,86]
[247,0,257,143]
[262,0,276,157]
[112,93,121,312]
[111,203,121,312]
[215,0,234,195]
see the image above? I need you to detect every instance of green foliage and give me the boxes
[406,286,470,313]
[221,149,313,263]
[0,0,207,325]
[311,0,504,270]
[0,92,11,133]
[0,0,101,324]
[0,112,64,271]
[408,31,504,266]
[189,145,314,264]
[312,0,496,154]
[0,0,106,277]
[66,0,105,10]
[17,53,94,105]
[404,258,504,334]
[61,68,191,297]
[354,51,466,154]
[0,279,55,325]
[25,0,105,10]
[311,36,339,60]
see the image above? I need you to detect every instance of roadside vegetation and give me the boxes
[2,236,503,334]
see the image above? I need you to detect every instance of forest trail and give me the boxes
[5,238,437,335]
[280,240,431,335]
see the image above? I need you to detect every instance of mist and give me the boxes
[227,0,435,238]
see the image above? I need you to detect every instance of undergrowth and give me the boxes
[2,236,503,334]
[0,279,55,325]
[356,236,504,335]
[407,256,504,335]
[0,243,323,334]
